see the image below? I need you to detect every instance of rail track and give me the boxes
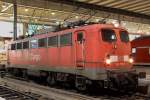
[0,77,98,100]
[0,85,39,100]
[0,76,150,100]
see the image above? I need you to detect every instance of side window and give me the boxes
[60,33,72,46]
[38,38,47,47]
[11,44,16,50]
[17,42,22,49]
[48,36,58,46]
[30,39,38,48]
[132,48,136,54]
[23,41,29,49]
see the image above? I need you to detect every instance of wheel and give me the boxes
[75,76,87,92]
[47,73,56,86]
[67,75,75,88]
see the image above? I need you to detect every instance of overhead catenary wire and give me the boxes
[84,9,97,23]
[63,0,80,22]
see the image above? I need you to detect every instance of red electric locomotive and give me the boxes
[7,22,138,91]
[131,36,150,66]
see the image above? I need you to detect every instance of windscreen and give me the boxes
[101,29,116,42]
[120,31,129,42]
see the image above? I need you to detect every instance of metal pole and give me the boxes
[13,0,17,40]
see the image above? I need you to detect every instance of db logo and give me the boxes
[30,53,41,62]
[32,55,40,62]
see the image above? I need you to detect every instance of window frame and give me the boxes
[11,43,16,50]
[16,42,22,50]
[48,35,58,47]
[30,39,38,49]
[60,32,72,46]
[38,38,47,48]
[23,41,29,49]
[100,29,117,43]
[119,30,129,43]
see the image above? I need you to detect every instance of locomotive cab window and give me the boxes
[60,33,72,46]
[101,29,116,42]
[23,41,29,49]
[48,36,58,46]
[11,44,16,50]
[17,42,22,49]
[38,38,47,47]
[120,31,129,43]
[132,48,136,54]
[30,39,38,48]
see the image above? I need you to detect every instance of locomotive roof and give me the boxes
[132,35,150,41]
[131,35,150,47]
[13,23,125,43]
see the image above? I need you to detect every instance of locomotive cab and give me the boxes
[98,25,137,90]
[73,24,138,91]
[100,28,133,69]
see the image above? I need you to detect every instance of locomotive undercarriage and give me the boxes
[105,70,138,92]
[5,67,138,92]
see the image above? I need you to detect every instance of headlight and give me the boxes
[129,58,134,63]
[106,59,111,64]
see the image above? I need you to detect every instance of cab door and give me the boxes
[75,31,86,69]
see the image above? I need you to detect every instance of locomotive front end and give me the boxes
[99,26,138,91]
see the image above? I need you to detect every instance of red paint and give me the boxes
[131,36,150,65]
[8,24,132,70]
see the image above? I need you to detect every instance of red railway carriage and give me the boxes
[7,23,137,91]
[131,36,150,65]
